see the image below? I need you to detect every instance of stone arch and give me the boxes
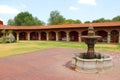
[96,30,107,42]
[49,31,56,41]
[69,31,78,41]
[41,32,46,40]
[30,32,39,40]
[110,30,119,43]
[19,32,27,40]
[58,31,66,41]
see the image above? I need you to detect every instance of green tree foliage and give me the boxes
[7,19,15,26]
[105,19,111,22]
[112,16,120,22]
[7,11,45,26]
[64,19,74,24]
[84,21,91,23]
[92,18,104,23]
[92,18,111,23]
[64,19,81,24]
[33,17,45,25]
[48,10,65,25]
[74,19,81,24]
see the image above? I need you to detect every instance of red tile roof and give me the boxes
[0,20,3,25]
[0,22,120,30]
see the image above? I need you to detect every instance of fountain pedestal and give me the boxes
[71,25,113,73]
[72,53,112,73]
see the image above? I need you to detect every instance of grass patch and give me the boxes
[0,41,119,58]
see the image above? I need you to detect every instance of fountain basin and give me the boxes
[81,36,101,39]
[71,53,113,73]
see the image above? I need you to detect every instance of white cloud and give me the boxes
[69,6,79,11]
[0,5,20,14]
[78,0,96,5]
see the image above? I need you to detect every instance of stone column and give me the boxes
[46,32,49,41]
[107,32,111,43]
[119,32,120,44]
[66,31,69,42]
[56,31,59,41]
[16,32,19,41]
[38,32,41,40]
[78,32,81,42]
[27,32,30,40]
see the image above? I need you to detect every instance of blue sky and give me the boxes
[0,0,120,24]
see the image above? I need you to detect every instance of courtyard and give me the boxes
[0,41,120,80]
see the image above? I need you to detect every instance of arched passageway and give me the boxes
[96,30,107,42]
[111,30,119,43]
[58,31,66,41]
[41,32,46,40]
[81,30,88,41]
[0,32,3,37]
[69,31,78,41]
[49,31,56,41]
[81,30,88,36]
[30,32,39,40]
[19,32,27,40]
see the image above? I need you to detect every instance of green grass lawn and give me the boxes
[0,41,120,58]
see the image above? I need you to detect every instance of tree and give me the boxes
[64,19,81,24]
[48,10,65,25]
[112,16,120,22]
[84,21,91,23]
[7,11,45,26]
[92,18,111,23]
[74,19,81,24]
[7,19,15,26]
[92,18,105,23]
[64,19,74,24]
[14,12,34,26]
[104,19,111,22]
[33,17,45,25]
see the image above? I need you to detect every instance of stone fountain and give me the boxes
[71,24,112,73]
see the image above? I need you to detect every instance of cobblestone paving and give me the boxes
[0,48,120,80]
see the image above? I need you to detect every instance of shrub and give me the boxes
[1,36,7,43]
[0,30,16,43]
[6,33,16,43]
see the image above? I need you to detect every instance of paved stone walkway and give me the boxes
[0,48,120,80]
